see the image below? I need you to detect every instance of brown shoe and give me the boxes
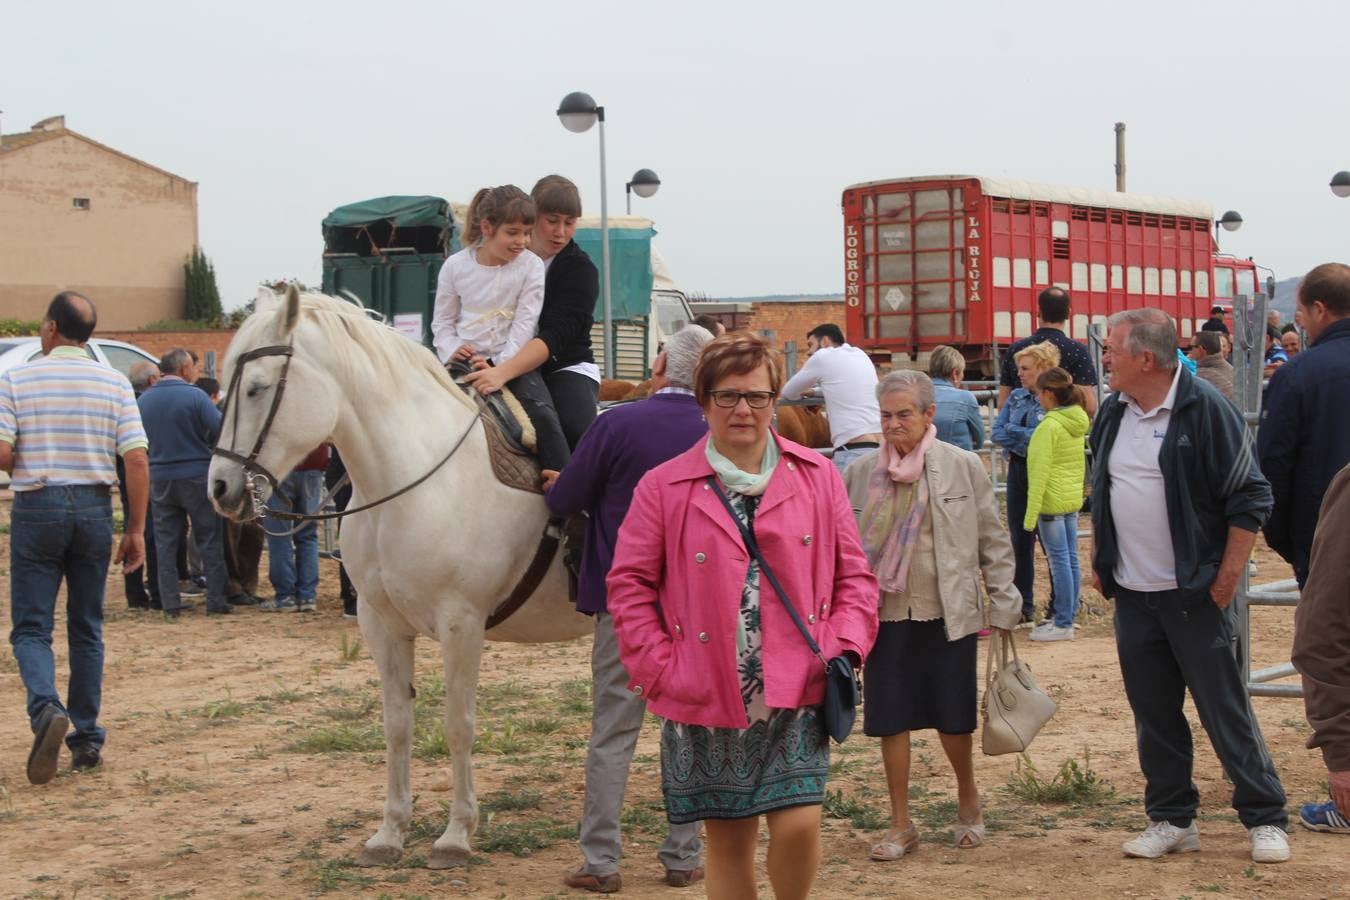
[664,866,704,888]
[563,864,622,893]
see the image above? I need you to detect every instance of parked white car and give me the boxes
[0,337,160,380]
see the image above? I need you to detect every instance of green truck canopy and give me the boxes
[574,219,655,321]
[323,196,454,255]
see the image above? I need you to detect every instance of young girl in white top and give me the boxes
[432,185,569,472]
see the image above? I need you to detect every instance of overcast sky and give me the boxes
[5,0,1346,310]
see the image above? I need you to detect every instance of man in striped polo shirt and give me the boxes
[0,292,148,784]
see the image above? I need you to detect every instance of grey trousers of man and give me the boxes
[151,475,229,613]
[580,613,703,876]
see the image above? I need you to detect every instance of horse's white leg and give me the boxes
[356,600,417,867]
[427,614,486,869]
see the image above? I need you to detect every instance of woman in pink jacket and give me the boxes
[608,333,879,900]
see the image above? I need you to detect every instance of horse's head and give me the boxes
[209,283,341,520]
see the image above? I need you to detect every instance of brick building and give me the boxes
[0,115,198,329]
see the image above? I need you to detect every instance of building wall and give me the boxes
[98,330,236,377]
[746,300,847,349]
[0,134,198,329]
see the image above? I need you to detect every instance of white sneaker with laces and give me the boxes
[1029,624,1074,642]
[1249,825,1290,863]
[1122,821,1200,858]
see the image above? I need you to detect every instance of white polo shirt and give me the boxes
[1107,367,1182,592]
[780,343,880,447]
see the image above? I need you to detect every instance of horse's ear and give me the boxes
[255,286,281,313]
[283,283,302,334]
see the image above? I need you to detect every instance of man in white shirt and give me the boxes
[1089,307,1289,865]
[780,324,881,473]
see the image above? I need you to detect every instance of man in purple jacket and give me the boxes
[548,324,713,893]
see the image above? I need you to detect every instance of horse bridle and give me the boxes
[212,340,481,523]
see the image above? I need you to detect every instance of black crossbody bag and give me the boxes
[706,477,861,743]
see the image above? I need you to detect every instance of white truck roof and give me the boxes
[844,175,1213,220]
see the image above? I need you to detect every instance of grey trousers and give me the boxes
[580,613,703,876]
[151,475,229,613]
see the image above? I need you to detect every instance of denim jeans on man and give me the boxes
[1037,512,1080,628]
[152,476,230,613]
[9,485,114,751]
[832,446,875,475]
[265,469,324,602]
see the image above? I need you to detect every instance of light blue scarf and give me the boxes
[706,438,780,497]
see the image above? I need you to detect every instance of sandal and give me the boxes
[954,811,985,849]
[870,823,919,861]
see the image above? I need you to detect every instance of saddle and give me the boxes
[447,360,543,495]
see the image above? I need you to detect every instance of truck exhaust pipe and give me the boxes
[1114,122,1126,192]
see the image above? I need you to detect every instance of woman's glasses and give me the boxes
[709,390,776,409]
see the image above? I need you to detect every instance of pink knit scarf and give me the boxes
[858,424,937,594]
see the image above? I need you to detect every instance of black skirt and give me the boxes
[862,619,978,736]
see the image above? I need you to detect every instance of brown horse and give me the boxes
[775,404,831,449]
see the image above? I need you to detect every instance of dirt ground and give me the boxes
[0,503,1345,900]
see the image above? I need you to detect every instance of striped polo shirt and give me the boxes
[0,345,149,491]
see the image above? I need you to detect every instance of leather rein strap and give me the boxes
[484,517,564,631]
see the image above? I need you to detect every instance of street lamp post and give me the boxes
[626,168,661,215]
[1214,209,1243,250]
[1332,171,1350,199]
[557,91,613,379]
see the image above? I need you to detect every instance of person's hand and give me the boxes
[115,532,145,574]
[452,344,478,362]
[1092,571,1103,593]
[541,469,560,491]
[1210,566,1241,609]
[470,354,490,371]
[464,366,509,396]
[1330,769,1350,815]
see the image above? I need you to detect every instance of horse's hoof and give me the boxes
[427,846,471,869]
[355,844,402,867]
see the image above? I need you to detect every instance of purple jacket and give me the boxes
[545,390,708,613]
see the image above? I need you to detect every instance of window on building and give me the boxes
[72,198,91,210]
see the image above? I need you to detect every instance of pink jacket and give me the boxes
[607,435,880,729]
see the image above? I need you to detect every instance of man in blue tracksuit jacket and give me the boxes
[1257,262,1350,587]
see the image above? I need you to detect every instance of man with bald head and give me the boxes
[138,347,230,617]
[1,292,148,782]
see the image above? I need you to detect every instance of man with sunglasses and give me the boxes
[780,323,881,472]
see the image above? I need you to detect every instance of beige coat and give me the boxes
[843,441,1023,640]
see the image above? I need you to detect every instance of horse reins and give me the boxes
[211,341,483,526]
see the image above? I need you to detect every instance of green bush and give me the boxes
[0,319,41,337]
[184,247,223,322]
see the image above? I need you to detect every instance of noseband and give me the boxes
[212,340,482,523]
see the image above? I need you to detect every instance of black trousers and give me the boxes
[508,369,570,471]
[545,369,599,450]
[1005,457,1051,619]
[1114,587,1287,828]
[326,449,357,610]
[117,457,158,608]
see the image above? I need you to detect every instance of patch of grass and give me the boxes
[1197,885,1226,893]
[320,696,379,722]
[288,722,384,754]
[475,721,531,755]
[258,686,307,704]
[0,781,15,823]
[556,679,592,715]
[0,648,16,675]
[517,715,564,735]
[620,804,665,834]
[478,679,530,708]
[474,819,576,856]
[339,633,363,662]
[191,693,249,722]
[481,790,543,813]
[1002,750,1116,806]
[312,858,376,893]
[823,789,889,831]
[413,719,450,761]
[133,769,202,796]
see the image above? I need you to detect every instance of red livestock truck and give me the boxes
[841,175,1262,374]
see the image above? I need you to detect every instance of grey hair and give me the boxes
[876,369,935,411]
[1107,308,1178,372]
[927,345,966,382]
[128,361,159,392]
[665,325,714,387]
[159,347,194,376]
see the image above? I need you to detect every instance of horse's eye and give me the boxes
[246,383,268,398]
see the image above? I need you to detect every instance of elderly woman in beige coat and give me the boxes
[842,370,1021,861]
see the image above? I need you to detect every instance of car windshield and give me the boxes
[0,339,30,354]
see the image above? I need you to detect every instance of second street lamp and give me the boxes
[626,168,660,214]
[556,91,614,379]
[1214,209,1243,250]
[1332,171,1350,199]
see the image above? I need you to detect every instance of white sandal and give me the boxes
[870,823,919,861]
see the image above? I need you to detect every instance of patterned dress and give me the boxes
[659,490,831,823]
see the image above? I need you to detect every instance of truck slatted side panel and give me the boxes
[590,321,648,381]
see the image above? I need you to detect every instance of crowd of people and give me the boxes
[5,194,1349,896]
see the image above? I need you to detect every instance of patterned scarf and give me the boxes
[858,424,937,593]
[705,437,780,497]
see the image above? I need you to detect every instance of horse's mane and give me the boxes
[230,291,475,412]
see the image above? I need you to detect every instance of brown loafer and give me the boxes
[563,864,622,893]
[664,866,704,888]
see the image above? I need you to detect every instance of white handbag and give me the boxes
[981,630,1058,756]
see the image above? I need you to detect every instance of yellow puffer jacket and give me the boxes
[1023,404,1090,530]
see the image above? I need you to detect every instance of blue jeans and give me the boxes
[265,469,323,601]
[152,475,229,612]
[9,485,113,750]
[831,446,875,475]
[1037,512,1081,628]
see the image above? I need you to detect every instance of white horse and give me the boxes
[209,284,590,868]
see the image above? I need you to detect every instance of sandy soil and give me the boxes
[0,505,1344,900]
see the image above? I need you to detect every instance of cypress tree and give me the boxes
[184,247,223,322]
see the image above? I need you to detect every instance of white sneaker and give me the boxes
[1029,624,1074,642]
[1122,821,1200,858]
[1249,825,1290,863]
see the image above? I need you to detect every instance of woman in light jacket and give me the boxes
[842,370,1021,861]
[608,333,879,900]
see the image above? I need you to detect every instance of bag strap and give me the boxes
[706,477,829,671]
[986,629,1020,692]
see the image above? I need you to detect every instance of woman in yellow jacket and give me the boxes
[1023,368,1090,642]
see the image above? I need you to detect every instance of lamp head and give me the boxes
[557,92,599,133]
[1332,171,1350,199]
[630,168,660,199]
[1218,210,1243,232]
